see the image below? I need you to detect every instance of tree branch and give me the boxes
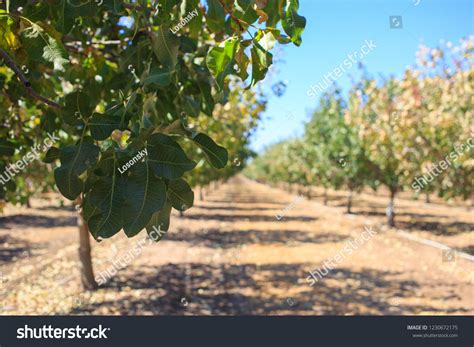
[0,48,63,108]
[123,3,144,11]
[218,0,244,32]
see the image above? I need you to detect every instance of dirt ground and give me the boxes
[0,175,472,315]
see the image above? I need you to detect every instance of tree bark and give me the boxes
[323,188,328,205]
[347,189,353,214]
[425,193,430,203]
[386,189,396,227]
[78,205,98,291]
[199,188,204,201]
[306,186,312,199]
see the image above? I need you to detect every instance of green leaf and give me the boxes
[206,37,239,90]
[55,0,74,33]
[192,132,228,169]
[281,0,306,46]
[168,178,194,211]
[68,0,99,16]
[151,26,180,69]
[147,133,196,179]
[197,79,215,116]
[0,73,5,89]
[102,0,125,13]
[54,142,100,200]
[235,43,250,80]
[88,173,125,239]
[43,147,61,163]
[62,91,94,125]
[233,0,259,30]
[0,139,16,156]
[258,30,278,51]
[146,199,172,237]
[206,0,225,33]
[89,112,128,141]
[122,162,167,237]
[182,95,201,117]
[24,2,50,22]
[250,43,273,87]
[142,66,172,87]
[162,0,179,13]
[20,28,45,61]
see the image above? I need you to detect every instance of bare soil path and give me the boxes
[0,176,472,315]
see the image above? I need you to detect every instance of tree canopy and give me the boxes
[0,0,306,239]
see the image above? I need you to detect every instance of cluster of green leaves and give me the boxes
[184,81,266,189]
[246,38,473,215]
[0,0,305,239]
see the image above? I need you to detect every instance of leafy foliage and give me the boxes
[0,0,306,237]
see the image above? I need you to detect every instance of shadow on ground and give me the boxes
[181,213,318,223]
[0,235,33,263]
[0,214,76,229]
[166,229,348,248]
[70,264,467,315]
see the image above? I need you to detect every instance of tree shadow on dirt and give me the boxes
[70,264,468,315]
[195,205,281,212]
[455,245,474,255]
[165,229,348,248]
[0,214,76,229]
[0,234,33,263]
[396,220,473,236]
[349,209,451,220]
[332,208,471,236]
[35,205,75,212]
[205,199,288,206]
[181,213,318,223]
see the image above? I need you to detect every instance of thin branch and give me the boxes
[123,3,144,11]
[0,48,63,108]
[218,0,244,32]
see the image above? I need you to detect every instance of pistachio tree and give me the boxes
[0,0,306,289]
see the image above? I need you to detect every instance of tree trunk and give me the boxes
[199,188,204,201]
[425,193,430,203]
[78,206,98,291]
[306,186,312,199]
[386,189,396,227]
[323,188,328,205]
[347,189,353,214]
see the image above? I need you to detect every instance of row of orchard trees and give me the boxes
[184,82,265,198]
[246,38,473,226]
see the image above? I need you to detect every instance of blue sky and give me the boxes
[250,0,473,152]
